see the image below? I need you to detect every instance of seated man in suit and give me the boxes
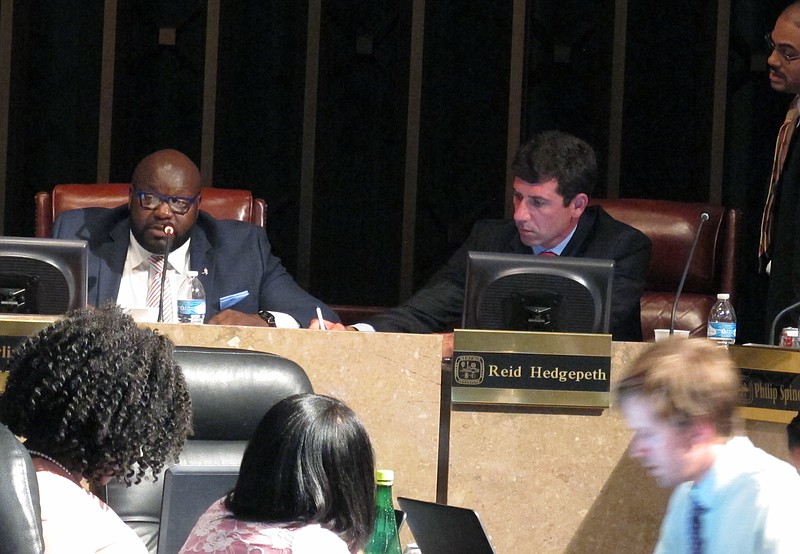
[53,148,338,328]
[317,130,651,341]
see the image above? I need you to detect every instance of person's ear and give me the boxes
[688,418,716,446]
[571,193,589,213]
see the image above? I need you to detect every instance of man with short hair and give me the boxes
[53,149,338,328]
[322,130,651,341]
[616,339,800,553]
[761,1,800,336]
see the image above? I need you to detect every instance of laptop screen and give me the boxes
[397,496,496,554]
[157,465,240,554]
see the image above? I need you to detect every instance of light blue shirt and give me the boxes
[653,436,800,554]
[531,225,577,256]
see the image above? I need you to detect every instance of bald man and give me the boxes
[762,2,800,339]
[53,149,338,328]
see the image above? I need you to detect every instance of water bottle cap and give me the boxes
[375,469,394,485]
[717,293,729,300]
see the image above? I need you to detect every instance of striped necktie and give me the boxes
[759,96,800,270]
[146,255,173,322]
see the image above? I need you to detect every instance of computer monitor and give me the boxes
[0,237,88,314]
[462,251,614,334]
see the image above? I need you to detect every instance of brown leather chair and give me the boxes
[591,198,740,341]
[34,184,267,238]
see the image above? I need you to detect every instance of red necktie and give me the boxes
[538,251,557,257]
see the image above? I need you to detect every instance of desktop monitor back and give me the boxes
[0,236,87,314]
[462,251,614,334]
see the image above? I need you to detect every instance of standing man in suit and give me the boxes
[318,130,652,341]
[53,149,338,328]
[762,2,800,340]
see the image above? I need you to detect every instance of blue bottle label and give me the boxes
[707,322,736,339]
[177,299,206,316]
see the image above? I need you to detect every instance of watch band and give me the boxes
[258,310,276,327]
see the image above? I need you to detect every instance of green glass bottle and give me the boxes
[364,469,402,554]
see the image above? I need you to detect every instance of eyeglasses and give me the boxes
[134,190,199,215]
[765,33,800,62]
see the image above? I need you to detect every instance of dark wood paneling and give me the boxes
[109,0,206,179]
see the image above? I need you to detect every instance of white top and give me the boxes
[116,232,191,316]
[654,436,800,554]
[36,469,147,554]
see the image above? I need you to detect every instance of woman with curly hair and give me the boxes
[180,393,375,554]
[0,304,192,553]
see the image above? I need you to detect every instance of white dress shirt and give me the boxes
[654,436,800,554]
[116,233,191,320]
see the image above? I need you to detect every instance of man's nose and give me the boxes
[153,201,175,217]
[513,202,529,222]
[768,49,783,69]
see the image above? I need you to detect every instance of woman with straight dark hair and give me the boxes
[180,393,375,554]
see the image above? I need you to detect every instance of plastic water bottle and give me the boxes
[177,271,206,324]
[707,293,736,347]
[364,469,402,554]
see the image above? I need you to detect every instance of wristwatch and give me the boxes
[258,310,276,327]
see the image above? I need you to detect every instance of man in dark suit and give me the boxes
[763,2,800,341]
[53,149,338,328]
[319,130,651,341]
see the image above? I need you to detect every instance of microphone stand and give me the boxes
[157,225,174,323]
[669,212,709,335]
[769,298,800,346]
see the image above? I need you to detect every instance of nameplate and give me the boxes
[729,345,800,423]
[451,329,612,408]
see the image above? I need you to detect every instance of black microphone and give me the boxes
[158,225,174,323]
[769,298,800,346]
[669,212,710,335]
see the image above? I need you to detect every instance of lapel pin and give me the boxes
[201,268,209,275]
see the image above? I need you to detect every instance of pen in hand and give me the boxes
[316,306,328,330]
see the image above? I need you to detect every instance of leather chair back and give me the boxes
[34,184,267,238]
[591,198,740,341]
[0,422,44,554]
[100,346,313,553]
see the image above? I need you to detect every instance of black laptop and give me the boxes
[397,496,496,554]
[157,465,240,554]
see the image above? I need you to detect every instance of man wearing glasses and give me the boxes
[762,1,800,340]
[52,149,338,328]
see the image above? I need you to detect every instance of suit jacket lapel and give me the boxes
[561,206,598,257]
[94,218,129,306]
[189,223,215,307]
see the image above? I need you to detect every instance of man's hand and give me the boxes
[308,318,356,331]
[207,309,271,327]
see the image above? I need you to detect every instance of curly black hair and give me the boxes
[0,304,192,486]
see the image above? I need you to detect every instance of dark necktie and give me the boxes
[690,491,707,554]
